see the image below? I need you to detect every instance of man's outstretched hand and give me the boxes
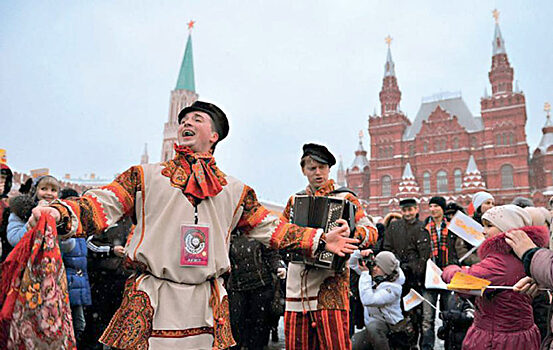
[27,206,61,229]
[324,219,359,257]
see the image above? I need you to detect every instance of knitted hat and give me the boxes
[472,191,494,211]
[429,196,446,212]
[512,197,534,208]
[525,207,552,227]
[482,204,531,232]
[375,251,399,275]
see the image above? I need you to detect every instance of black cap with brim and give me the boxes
[178,101,229,142]
[399,198,418,208]
[302,143,336,167]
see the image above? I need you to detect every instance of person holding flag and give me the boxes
[442,205,548,350]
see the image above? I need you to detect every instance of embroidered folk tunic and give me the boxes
[51,151,322,350]
[282,180,377,312]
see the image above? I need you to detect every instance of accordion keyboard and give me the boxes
[325,202,344,232]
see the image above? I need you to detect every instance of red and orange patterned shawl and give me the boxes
[0,214,76,349]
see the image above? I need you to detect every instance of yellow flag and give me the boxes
[447,272,491,293]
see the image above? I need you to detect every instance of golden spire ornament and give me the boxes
[545,102,551,117]
[385,35,393,47]
[492,9,500,23]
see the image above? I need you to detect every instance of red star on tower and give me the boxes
[187,20,195,31]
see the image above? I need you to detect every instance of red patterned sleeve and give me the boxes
[51,166,143,238]
[235,186,322,257]
[281,196,294,221]
[344,193,378,248]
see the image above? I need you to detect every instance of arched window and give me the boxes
[437,170,448,193]
[454,169,463,192]
[442,139,447,150]
[423,142,428,153]
[496,134,501,146]
[509,133,515,145]
[435,140,441,151]
[501,164,514,188]
[453,137,459,149]
[471,136,477,148]
[423,172,431,194]
[381,176,392,197]
[502,133,508,145]
[388,146,393,158]
[409,145,415,156]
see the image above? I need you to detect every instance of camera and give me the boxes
[359,253,376,269]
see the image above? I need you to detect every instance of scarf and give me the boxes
[426,218,449,267]
[161,144,227,206]
[0,214,76,349]
[305,179,335,197]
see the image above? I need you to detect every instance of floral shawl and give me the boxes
[0,214,76,349]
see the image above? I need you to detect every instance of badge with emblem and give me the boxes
[180,224,209,266]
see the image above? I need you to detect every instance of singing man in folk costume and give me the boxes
[281,143,378,350]
[28,101,359,350]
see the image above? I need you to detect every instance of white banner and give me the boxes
[448,211,485,247]
[403,288,424,311]
[424,259,448,290]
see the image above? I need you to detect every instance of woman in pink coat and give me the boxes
[442,205,548,350]
[505,206,553,350]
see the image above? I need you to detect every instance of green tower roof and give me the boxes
[175,34,195,92]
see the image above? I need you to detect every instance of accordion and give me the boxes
[290,195,356,271]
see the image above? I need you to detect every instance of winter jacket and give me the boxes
[437,295,475,350]
[444,226,548,350]
[382,217,430,291]
[7,213,27,247]
[86,217,132,276]
[358,262,405,327]
[62,238,92,306]
[227,233,281,292]
[528,245,553,349]
[455,237,480,266]
[452,213,484,266]
[6,195,35,247]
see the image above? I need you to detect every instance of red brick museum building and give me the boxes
[341,16,553,217]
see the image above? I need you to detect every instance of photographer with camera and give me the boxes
[436,295,475,350]
[350,249,405,350]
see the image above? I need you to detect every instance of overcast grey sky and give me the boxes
[2,1,552,203]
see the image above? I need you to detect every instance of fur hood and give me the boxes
[8,195,35,222]
[478,225,549,259]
